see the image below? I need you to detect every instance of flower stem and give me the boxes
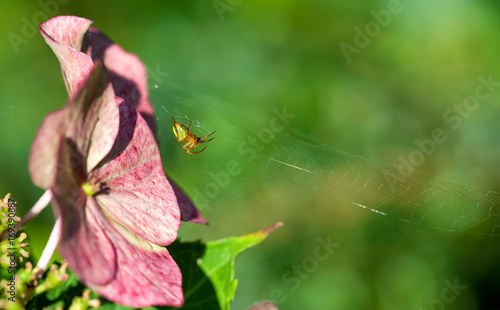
[20,189,53,227]
[35,215,62,277]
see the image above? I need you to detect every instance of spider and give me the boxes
[171,117,215,155]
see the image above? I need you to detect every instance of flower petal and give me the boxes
[85,27,156,132]
[39,15,90,51]
[39,16,95,97]
[89,219,183,307]
[56,197,117,286]
[91,101,180,245]
[65,61,117,165]
[66,61,121,172]
[171,181,209,224]
[52,138,116,286]
[28,111,65,189]
[29,62,119,188]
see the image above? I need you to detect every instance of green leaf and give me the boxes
[198,222,283,310]
[26,223,282,310]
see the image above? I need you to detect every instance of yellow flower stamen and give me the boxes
[81,181,101,196]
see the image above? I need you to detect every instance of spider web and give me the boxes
[152,86,500,239]
[260,133,500,237]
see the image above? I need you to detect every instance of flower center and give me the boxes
[82,178,103,196]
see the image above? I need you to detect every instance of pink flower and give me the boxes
[33,15,207,224]
[28,15,203,307]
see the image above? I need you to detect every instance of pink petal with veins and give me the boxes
[85,27,156,132]
[29,62,119,187]
[81,90,121,173]
[91,220,183,307]
[91,101,180,245]
[28,111,65,189]
[55,196,117,285]
[39,16,94,97]
[39,15,90,50]
[52,138,116,285]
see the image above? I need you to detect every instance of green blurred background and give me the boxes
[1,0,500,309]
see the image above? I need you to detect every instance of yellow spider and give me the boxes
[172,117,215,155]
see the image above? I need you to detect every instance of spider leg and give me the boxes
[187,121,192,130]
[187,145,208,155]
[182,141,195,150]
[199,137,215,143]
[199,130,216,140]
